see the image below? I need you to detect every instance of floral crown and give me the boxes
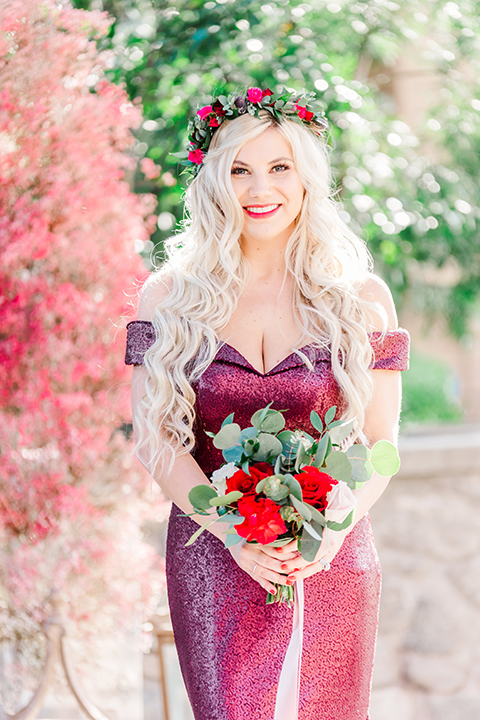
[174,86,328,178]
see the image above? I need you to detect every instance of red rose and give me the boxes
[262,88,273,98]
[209,116,220,127]
[188,148,204,164]
[294,467,337,510]
[226,463,274,495]
[237,496,287,544]
[212,99,227,116]
[295,103,314,122]
[247,87,263,103]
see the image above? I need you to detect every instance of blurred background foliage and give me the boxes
[74,0,480,340]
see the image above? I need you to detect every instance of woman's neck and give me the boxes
[240,236,289,282]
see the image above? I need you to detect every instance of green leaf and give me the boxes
[251,404,273,429]
[329,418,355,444]
[327,509,355,531]
[251,408,286,434]
[324,451,352,483]
[314,433,330,467]
[252,432,283,461]
[303,521,323,541]
[346,445,373,486]
[299,526,321,562]
[216,514,245,524]
[294,440,309,472]
[284,474,303,501]
[308,504,326,526]
[221,412,235,427]
[209,491,243,506]
[256,478,267,493]
[188,485,218,511]
[290,494,312,521]
[225,533,244,548]
[325,405,337,425]
[213,423,241,449]
[370,440,401,476]
[241,459,250,474]
[184,516,218,546]
[310,410,323,433]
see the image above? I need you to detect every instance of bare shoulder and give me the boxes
[356,273,398,331]
[136,271,173,321]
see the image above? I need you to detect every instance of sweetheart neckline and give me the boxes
[218,341,325,377]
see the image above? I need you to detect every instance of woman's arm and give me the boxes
[281,274,402,582]
[131,281,292,594]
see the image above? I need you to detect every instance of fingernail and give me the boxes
[293,568,300,572]
[269,589,277,595]
[281,563,288,571]
[286,577,295,586]
[276,548,283,554]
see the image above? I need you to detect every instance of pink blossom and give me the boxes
[140,157,162,179]
[0,0,168,641]
[197,105,212,119]
[325,481,358,524]
[247,87,263,103]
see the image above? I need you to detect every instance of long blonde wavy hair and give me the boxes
[134,112,380,475]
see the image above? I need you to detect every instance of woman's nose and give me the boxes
[249,171,272,198]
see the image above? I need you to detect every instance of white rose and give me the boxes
[210,462,238,495]
[325,481,357,524]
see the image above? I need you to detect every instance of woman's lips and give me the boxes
[243,203,281,219]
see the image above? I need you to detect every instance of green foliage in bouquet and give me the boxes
[187,404,400,567]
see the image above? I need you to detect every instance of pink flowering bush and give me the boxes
[0,0,168,691]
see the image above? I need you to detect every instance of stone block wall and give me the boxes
[370,425,480,720]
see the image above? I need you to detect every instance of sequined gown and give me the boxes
[125,321,409,720]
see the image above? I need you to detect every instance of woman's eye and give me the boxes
[231,167,248,175]
[272,164,290,172]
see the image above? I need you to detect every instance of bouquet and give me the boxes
[186,404,400,605]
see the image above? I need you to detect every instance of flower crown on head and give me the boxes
[174,86,328,178]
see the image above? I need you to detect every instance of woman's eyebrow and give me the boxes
[232,156,293,167]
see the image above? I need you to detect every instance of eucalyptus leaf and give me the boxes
[252,432,283,461]
[303,521,323,541]
[216,514,245,524]
[327,509,355,532]
[290,494,312,522]
[223,445,243,463]
[324,451,352,483]
[241,459,250,474]
[250,408,286,434]
[299,527,321,562]
[308,504,327,526]
[221,412,235,427]
[284,475,303,501]
[256,478,267,493]
[310,410,323,433]
[314,433,330,467]
[251,404,272,429]
[329,417,355,444]
[188,485,218,512]
[370,440,401,476]
[225,533,244,548]
[209,491,243,507]
[184,516,218,546]
[325,405,337,426]
[213,422,241,450]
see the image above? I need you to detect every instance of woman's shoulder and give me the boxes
[355,272,398,331]
[136,271,173,321]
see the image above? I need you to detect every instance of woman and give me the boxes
[125,87,409,720]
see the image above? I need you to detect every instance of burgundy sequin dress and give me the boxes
[125,321,409,720]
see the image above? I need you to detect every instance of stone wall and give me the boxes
[370,424,480,720]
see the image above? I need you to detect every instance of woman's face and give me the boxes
[230,127,305,248]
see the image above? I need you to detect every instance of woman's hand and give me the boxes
[278,527,351,584]
[229,539,302,595]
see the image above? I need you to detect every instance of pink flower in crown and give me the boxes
[197,105,212,119]
[188,147,204,164]
[296,102,314,121]
[247,87,263,103]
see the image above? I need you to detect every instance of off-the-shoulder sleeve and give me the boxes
[125,320,157,365]
[369,329,410,371]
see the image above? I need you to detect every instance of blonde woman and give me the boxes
[125,88,409,720]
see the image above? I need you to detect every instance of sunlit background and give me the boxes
[1,0,480,718]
